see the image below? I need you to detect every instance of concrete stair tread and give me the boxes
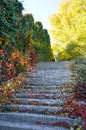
[11,98,64,105]
[0,120,69,130]
[26,81,72,86]
[23,85,67,89]
[1,104,64,114]
[18,89,73,94]
[0,112,82,125]
[15,93,68,99]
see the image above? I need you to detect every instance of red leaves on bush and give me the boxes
[37,121,70,128]
[37,121,43,125]
[74,82,86,100]
[82,121,86,129]
[7,92,12,97]
[64,96,86,129]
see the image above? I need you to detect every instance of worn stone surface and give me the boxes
[0,62,82,130]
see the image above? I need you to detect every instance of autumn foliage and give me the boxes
[0,0,53,104]
[49,0,86,61]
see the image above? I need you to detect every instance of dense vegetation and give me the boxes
[0,0,53,86]
[72,57,86,100]
[49,0,86,61]
[67,57,86,129]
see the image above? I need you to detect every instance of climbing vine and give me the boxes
[0,0,53,104]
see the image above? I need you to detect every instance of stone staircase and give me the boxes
[0,62,82,130]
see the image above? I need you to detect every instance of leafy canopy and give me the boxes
[49,0,86,60]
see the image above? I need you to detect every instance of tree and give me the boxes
[33,22,53,61]
[0,0,27,84]
[39,29,53,61]
[20,14,34,53]
[0,0,23,43]
[49,0,86,60]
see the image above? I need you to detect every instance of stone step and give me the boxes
[18,88,73,94]
[15,93,68,99]
[0,120,69,130]
[22,84,72,90]
[27,77,72,83]
[16,91,70,96]
[10,98,64,106]
[0,113,82,126]
[26,80,72,86]
[22,85,62,90]
[34,61,71,70]
[1,104,64,115]
[28,71,72,78]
